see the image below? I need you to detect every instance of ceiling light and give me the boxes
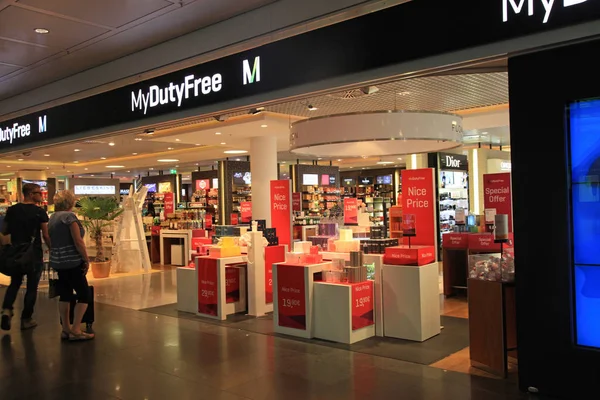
[337,159,342,162]
[157,159,179,163]
[149,168,154,170]
[90,174,94,177]
[108,142,115,146]
[397,91,411,96]
[220,142,226,145]
[482,131,489,135]
[132,153,138,155]
[261,124,268,128]
[215,132,222,135]
[398,157,403,160]
[17,158,23,161]
[318,158,322,160]
[308,105,318,111]
[44,154,50,157]
[34,28,49,34]
[135,138,143,141]
[0,179,10,181]
[144,129,155,135]
[249,107,265,115]
[84,168,88,170]
[73,161,79,164]
[224,150,248,154]
[195,163,199,166]
[377,161,394,165]
[235,159,240,161]
[74,149,80,152]
[168,147,174,150]
[106,165,125,168]
[195,144,201,146]
[175,139,180,142]
[6,166,10,168]
[127,171,130,173]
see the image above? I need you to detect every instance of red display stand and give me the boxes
[442,233,470,296]
[383,245,436,266]
[197,256,247,320]
[265,245,286,304]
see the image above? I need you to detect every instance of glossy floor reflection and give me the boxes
[0,287,531,400]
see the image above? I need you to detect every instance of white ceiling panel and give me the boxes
[18,0,174,28]
[0,6,108,48]
[0,38,60,66]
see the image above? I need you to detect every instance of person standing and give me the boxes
[1,183,51,331]
[49,190,94,341]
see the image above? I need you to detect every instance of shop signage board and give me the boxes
[225,266,241,303]
[196,179,210,191]
[240,201,252,223]
[401,168,436,247]
[265,245,286,304]
[276,264,307,330]
[230,213,239,225]
[483,173,513,231]
[163,192,175,215]
[292,193,301,212]
[270,180,292,247]
[351,281,375,331]
[198,258,218,316]
[439,153,468,171]
[344,198,359,224]
[2,1,600,153]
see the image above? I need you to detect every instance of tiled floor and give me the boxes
[0,285,528,400]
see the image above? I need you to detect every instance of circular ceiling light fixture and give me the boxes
[224,150,248,154]
[157,159,179,162]
[34,28,49,34]
[290,111,463,157]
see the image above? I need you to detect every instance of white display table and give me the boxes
[320,251,385,337]
[196,255,247,320]
[176,267,197,313]
[160,229,192,266]
[382,262,441,342]
[313,281,375,344]
[273,261,329,339]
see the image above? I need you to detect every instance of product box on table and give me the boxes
[383,245,436,266]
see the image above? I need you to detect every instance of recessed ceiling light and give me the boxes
[308,105,318,111]
[135,138,143,141]
[157,159,179,162]
[84,168,88,171]
[337,159,342,162]
[317,158,322,160]
[90,174,94,177]
[149,168,154,170]
[34,28,49,34]
[220,142,226,145]
[127,171,130,173]
[73,161,79,164]
[74,149,80,152]
[106,165,125,168]
[175,139,181,142]
[195,144,201,146]
[397,91,411,96]
[6,166,10,168]
[224,150,248,154]
[132,153,138,155]
[44,154,50,157]
[175,165,179,168]
[195,163,199,166]
[168,147,174,150]
[377,161,394,165]
[108,142,115,146]
[101,157,107,160]
[261,124,268,128]
[215,132,222,135]
[397,157,403,160]
[482,131,489,135]
[17,158,23,161]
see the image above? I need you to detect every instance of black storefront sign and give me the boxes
[439,153,469,171]
[2,0,600,153]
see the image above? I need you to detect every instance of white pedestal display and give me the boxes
[313,282,375,344]
[197,256,247,321]
[382,262,441,342]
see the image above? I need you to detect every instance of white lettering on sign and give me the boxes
[406,186,430,208]
[243,56,261,85]
[501,161,512,171]
[131,73,223,115]
[38,115,47,133]
[445,155,461,168]
[273,191,288,211]
[0,122,32,144]
[503,0,587,23]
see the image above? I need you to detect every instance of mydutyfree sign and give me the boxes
[0,115,47,145]
[503,0,588,23]
[131,56,261,115]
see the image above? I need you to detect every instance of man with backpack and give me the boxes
[1,183,51,331]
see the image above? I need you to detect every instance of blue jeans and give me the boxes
[2,262,43,320]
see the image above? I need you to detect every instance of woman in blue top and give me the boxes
[49,190,94,341]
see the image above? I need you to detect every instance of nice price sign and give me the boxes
[484,173,513,232]
[401,169,436,247]
[270,180,292,247]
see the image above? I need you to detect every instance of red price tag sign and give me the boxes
[225,266,240,303]
[351,281,374,330]
[198,258,218,316]
[277,264,306,330]
[265,245,286,304]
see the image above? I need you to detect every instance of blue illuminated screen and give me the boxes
[569,99,600,349]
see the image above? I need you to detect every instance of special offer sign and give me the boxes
[292,193,301,212]
[483,173,513,232]
[401,168,436,247]
[270,180,292,247]
[344,198,358,224]
[163,192,175,215]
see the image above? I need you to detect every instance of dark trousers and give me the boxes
[2,263,42,320]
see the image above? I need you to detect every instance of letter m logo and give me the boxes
[502,0,531,22]
[243,56,261,85]
[38,115,47,133]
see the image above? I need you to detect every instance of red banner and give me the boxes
[225,266,241,303]
[401,169,436,246]
[351,281,374,330]
[231,213,239,225]
[240,202,252,223]
[270,180,292,247]
[265,245,286,304]
[292,193,301,212]
[344,198,358,224]
[383,245,436,266]
[204,214,212,230]
[195,179,210,191]
[276,264,306,330]
[164,192,175,216]
[483,173,513,232]
[198,258,218,316]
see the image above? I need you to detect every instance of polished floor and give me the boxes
[0,286,529,400]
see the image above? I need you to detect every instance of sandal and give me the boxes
[68,331,95,341]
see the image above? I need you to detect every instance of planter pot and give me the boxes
[91,261,111,279]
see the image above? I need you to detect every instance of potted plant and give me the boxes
[78,196,124,278]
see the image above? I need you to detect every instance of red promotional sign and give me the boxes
[383,245,436,266]
[351,281,375,330]
[198,258,218,316]
[401,169,436,247]
[344,198,358,224]
[265,245,286,304]
[468,233,514,252]
[195,179,210,191]
[270,180,292,247]
[442,233,469,249]
[276,264,306,330]
[204,214,213,230]
[292,193,301,212]
[483,173,513,232]
[225,266,241,303]
[164,192,175,215]
[231,213,239,225]
[240,202,252,223]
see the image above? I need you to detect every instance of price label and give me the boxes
[198,258,218,316]
[265,246,285,304]
[201,289,215,298]
[351,281,374,331]
[355,295,371,308]
[225,266,240,304]
[282,298,301,308]
[276,264,306,330]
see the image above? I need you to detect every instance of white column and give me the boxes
[407,153,428,169]
[250,135,278,226]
